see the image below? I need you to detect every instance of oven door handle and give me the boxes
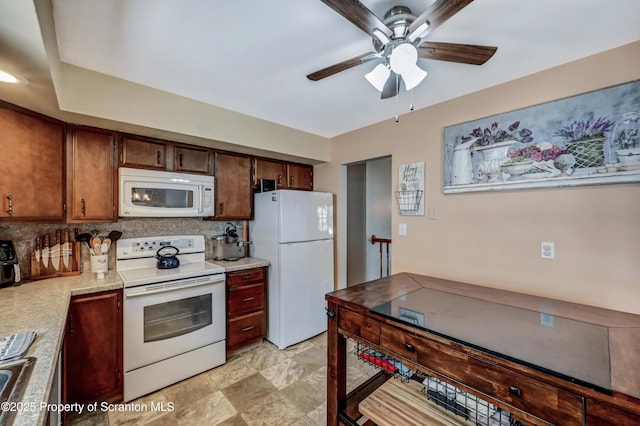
[125,275,225,298]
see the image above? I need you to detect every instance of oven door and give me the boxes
[123,274,225,371]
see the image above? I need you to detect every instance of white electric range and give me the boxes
[116,235,226,402]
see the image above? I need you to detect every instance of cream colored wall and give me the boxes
[314,41,640,315]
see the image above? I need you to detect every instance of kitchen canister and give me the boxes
[90,254,109,279]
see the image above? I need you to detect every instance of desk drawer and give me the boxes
[411,332,583,425]
[228,283,264,315]
[338,308,380,345]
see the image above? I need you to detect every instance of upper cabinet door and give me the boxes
[120,136,166,169]
[214,152,252,220]
[253,158,287,189]
[0,104,65,222]
[174,146,211,174]
[287,163,313,191]
[67,126,118,223]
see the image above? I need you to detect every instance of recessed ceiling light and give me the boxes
[0,70,28,85]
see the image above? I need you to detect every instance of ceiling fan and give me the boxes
[307,0,497,99]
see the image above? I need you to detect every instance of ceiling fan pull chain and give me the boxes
[410,89,414,111]
[395,78,400,123]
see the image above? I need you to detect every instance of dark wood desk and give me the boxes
[325,273,640,425]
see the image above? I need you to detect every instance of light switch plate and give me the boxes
[399,223,407,236]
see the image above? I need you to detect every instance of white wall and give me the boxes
[314,42,640,315]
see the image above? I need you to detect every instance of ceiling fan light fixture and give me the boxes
[389,43,427,91]
[389,43,418,74]
[365,63,390,92]
[401,65,427,91]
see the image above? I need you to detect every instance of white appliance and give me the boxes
[119,167,214,217]
[116,235,226,401]
[250,190,334,349]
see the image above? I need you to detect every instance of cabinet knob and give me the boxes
[219,203,224,215]
[290,176,294,185]
[157,150,161,165]
[179,154,183,167]
[405,343,415,352]
[241,326,255,333]
[5,194,13,215]
[508,386,522,398]
[81,197,86,216]
[242,296,255,302]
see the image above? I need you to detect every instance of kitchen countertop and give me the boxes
[206,257,270,272]
[0,257,268,426]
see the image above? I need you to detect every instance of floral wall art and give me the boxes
[443,80,640,193]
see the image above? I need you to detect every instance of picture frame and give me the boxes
[443,80,640,194]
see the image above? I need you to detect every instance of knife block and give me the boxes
[30,240,81,280]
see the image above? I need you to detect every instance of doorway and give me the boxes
[345,156,392,287]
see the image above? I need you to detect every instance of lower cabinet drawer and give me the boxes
[228,311,264,349]
[228,283,264,315]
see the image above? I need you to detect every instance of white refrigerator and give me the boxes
[250,190,334,349]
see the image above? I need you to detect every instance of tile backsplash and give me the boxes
[0,218,245,279]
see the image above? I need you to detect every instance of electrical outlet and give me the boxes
[541,242,554,259]
[399,223,407,236]
[540,313,555,327]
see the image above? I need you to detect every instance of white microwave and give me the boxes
[119,167,214,217]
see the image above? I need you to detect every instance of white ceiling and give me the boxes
[25,1,640,138]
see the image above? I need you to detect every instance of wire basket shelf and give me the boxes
[421,374,525,426]
[394,190,423,213]
[354,341,529,425]
[354,341,413,383]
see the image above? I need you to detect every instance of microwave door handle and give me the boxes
[198,184,203,213]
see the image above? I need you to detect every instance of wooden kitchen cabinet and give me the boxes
[120,135,167,169]
[66,125,118,222]
[213,151,253,219]
[63,289,123,411]
[0,102,65,222]
[226,267,267,354]
[253,157,287,189]
[286,163,313,190]
[174,145,211,174]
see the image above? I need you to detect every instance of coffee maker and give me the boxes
[0,240,19,287]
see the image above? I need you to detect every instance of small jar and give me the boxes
[610,111,640,164]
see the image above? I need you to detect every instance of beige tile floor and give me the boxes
[67,333,377,426]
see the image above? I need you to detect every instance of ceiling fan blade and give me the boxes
[381,72,400,99]
[307,52,378,81]
[418,42,497,65]
[408,0,474,39]
[320,0,392,39]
